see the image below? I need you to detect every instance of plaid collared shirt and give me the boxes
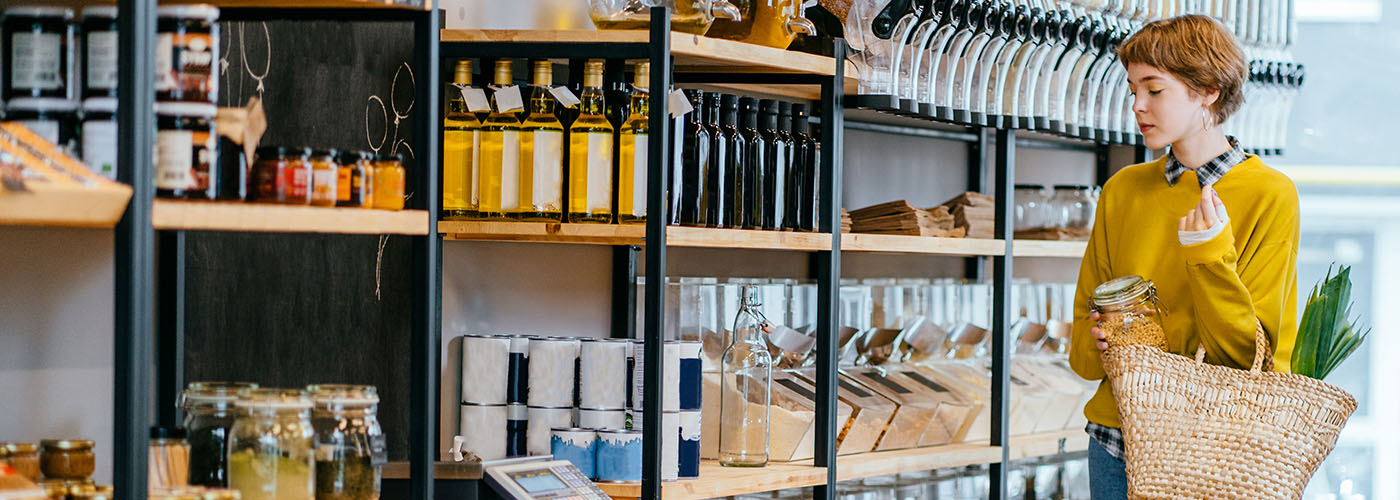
[1164,136,1247,187]
[1087,422,1126,461]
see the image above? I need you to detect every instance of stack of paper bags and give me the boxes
[941,192,995,239]
[847,200,961,237]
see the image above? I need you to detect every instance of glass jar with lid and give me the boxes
[370,153,405,211]
[1051,185,1096,239]
[588,0,741,35]
[39,440,94,480]
[306,385,383,500]
[251,147,312,205]
[309,149,339,207]
[1091,275,1168,351]
[335,151,373,208]
[182,381,258,487]
[228,389,314,500]
[5,442,40,481]
[1012,184,1049,232]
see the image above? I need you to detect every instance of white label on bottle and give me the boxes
[156,130,195,190]
[87,31,119,90]
[17,120,60,148]
[462,87,491,113]
[11,32,63,91]
[530,130,563,209]
[470,130,481,206]
[499,130,521,210]
[628,133,648,217]
[549,86,580,108]
[585,132,613,213]
[82,120,118,179]
[494,85,524,113]
[154,33,175,91]
[668,89,693,118]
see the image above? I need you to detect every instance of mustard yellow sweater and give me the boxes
[1068,155,1300,429]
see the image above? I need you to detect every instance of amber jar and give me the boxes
[39,440,95,480]
[336,151,372,208]
[251,147,312,205]
[371,153,405,211]
[5,442,41,481]
[309,149,339,207]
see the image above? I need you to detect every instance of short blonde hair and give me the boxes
[1118,15,1248,125]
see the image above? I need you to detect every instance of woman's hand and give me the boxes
[1179,184,1225,232]
[1090,311,1109,351]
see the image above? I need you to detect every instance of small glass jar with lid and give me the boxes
[370,153,405,211]
[1051,185,1096,238]
[39,440,95,480]
[228,389,314,500]
[335,151,373,208]
[1091,275,1169,351]
[307,385,384,500]
[149,426,190,489]
[1012,184,1049,232]
[182,381,258,488]
[309,149,339,207]
[251,147,312,205]
[5,442,41,480]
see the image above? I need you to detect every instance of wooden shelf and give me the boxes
[153,200,430,234]
[382,461,482,480]
[0,182,132,229]
[595,461,828,500]
[842,233,1007,256]
[440,221,832,251]
[1008,429,1090,460]
[0,0,429,9]
[439,29,859,100]
[1012,240,1089,258]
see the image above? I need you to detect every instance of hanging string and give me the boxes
[365,95,388,154]
[239,21,271,96]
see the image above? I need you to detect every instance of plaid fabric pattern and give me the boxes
[1087,422,1126,461]
[1164,136,1247,187]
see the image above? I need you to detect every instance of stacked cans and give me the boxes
[527,337,580,455]
[459,334,511,461]
[549,427,644,483]
[578,338,629,431]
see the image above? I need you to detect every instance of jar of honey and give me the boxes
[336,150,372,208]
[4,442,40,481]
[250,147,311,205]
[371,152,405,211]
[309,149,338,207]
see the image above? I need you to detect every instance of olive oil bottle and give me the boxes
[757,99,785,230]
[443,60,480,220]
[514,60,564,221]
[677,89,710,226]
[617,62,650,224]
[720,94,745,228]
[703,92,730,228]
[477,60,523,220]
[568,59,615,223]
[737,97,765,230]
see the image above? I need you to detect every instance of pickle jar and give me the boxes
[307,385,384,500]
[370,153,405,211]
[228,389,314,500]
[39,440,95,480]
[182,381,259,487]
[5,442,41,481]
[1091,276,1168,350]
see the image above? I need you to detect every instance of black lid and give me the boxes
[738,98,758,129]
[150,426,186,440]
[778,101,792,116]
[1053,184,1095,190]
[758,99,778,115]
[720,94,738,110]
[792,103,809,117]
[1013,184,1046,190]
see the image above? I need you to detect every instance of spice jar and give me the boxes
[156,102,218,200]
[307,385,384,500]
[251,147,312,205]
[155,5,220,103]
[2,7,75,100]
[370,153,405,211]
[309,149,339,207]
[149,427,190,489]
[5,442,41,481]
[81,7,119,100]
[335,151,372,208]
[39,440,95,480]
[182,381,258,488]
[1091,275,1169,351]
[228,389,314,500]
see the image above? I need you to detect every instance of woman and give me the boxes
[1068,15,1301,499]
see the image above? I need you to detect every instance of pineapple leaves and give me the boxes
[1291,264,1369,380]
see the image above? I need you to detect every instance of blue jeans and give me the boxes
[1088,438,1128,500]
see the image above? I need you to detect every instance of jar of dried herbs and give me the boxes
[228,389,314,500]
[182,382,259,488]
[306,385,383,500]
[1091,275,1169,350]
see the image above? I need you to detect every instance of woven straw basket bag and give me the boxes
[1101,324,1357,500]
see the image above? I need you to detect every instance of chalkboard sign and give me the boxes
[185,19,421,460]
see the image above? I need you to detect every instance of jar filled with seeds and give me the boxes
[1091,276,1168,350]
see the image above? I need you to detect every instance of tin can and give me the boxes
[594,429,642,483]
[461,334,509,405]
[505,404,528,457]
[550,428,597,480]
[577,407,626,430]
[579,339,629,409]
[679,410,701,479]
[662,411,679,481]
[630,341,682,413]
[459,403,506,461]
[528,337,579,407]
[526,406,572,456]
[676,341,702,411]
[507,336,530,404]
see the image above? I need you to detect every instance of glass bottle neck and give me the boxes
[579,86,607,117]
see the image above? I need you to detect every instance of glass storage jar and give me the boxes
[182,381,259,487]
[307,385,384,500]
[370,153,405,211]
[705,0,816,49]
[229,389,314,500]
[309,149,339,207]
[1013,184,1049,232]
[588,0,742,35]
[1091,275,1168,351]
[39,440,95,480]
[251,147,312,205]
[5,442,41,481]
[1050,185,1096,238]
[149,427,190,489]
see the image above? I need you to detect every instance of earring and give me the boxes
[1202,108,1212,130]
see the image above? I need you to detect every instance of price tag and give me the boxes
[493,85,524,113]
[668,89,693,118]
[549,86,581,108]
[460,86,491,113]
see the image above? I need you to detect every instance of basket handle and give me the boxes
[1194,321,1274,374]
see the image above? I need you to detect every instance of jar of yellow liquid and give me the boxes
[706,0,816,49]
[371,153,406,211]
[589,0,742,35]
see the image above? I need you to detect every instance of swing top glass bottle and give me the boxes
[719,284,772,467]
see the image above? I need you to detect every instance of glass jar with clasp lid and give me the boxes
[182,381,259,487]
[306,384,384,500]
[1091,276,1168,351]
[228,389,314,500]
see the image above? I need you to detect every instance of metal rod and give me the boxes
[964,127,989,281]
[115,1,156,499]
[842,120,979,143]
[1134,143,1152,164]
[673,73,829,85]
[411,5,442,500]
[216,7,428,21]
[1095,144,1112,187]
[811,38,846,500]
[156,230,186,427]
[440,42,651,61]
[641,7,671,499]
[611,245,639,339]
[989,128,1016,500]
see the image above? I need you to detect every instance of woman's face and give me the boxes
[1127,63,1217,150]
